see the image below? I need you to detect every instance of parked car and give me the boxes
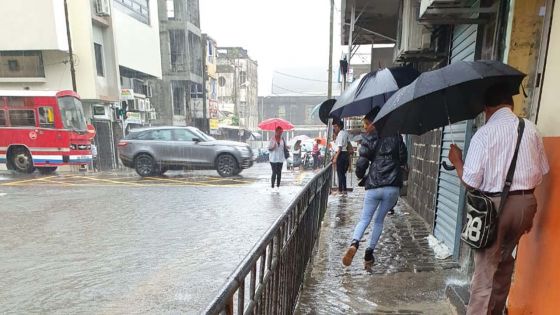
[118,126,254,177]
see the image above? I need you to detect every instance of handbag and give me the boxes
[282,138,290,159]
[461,118,525,249]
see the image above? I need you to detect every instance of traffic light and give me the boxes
[118,101,128,120]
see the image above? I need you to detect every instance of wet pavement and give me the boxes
[0,163,317,314]
[296,188,461,315]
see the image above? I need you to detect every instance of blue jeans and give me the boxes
[352,186,400,250]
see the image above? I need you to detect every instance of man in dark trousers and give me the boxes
[448,83,549,315]
[332,119,350,195]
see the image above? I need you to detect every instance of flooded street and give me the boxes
[0,164,315,314]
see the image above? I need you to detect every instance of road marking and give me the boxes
[145,176,215,186]
[67,175,148,186]
[0,176,56,186]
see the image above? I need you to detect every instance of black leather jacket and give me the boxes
[356,133,407,190]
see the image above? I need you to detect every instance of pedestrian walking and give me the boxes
[91,141,98,172]
[268,126,287,192]
[332,119,351,195]
[312,139,321,170]
[342,108,407,269]
[447,83,549,315]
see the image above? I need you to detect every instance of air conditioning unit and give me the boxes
[394,0,433,61]
[95,0,111,16]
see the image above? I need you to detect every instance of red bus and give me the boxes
[0,90,95,174]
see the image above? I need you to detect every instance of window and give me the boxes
[114,0,150,24]
[218,76,226,87]
[94,43,104,76]
[9,110,36,127]
[188,32,202,76]
[186,0,200,27]
[239,71,247,84]
[38,107,55,128]
[0,51,44,78]
[0,110,6,126]
[169,30,186,71]
[148,129,172,141]
[173,129,197,141]
[166,0,175,19]
[172,81,186,115]
[93,105,106,116]
[190,83,203,99]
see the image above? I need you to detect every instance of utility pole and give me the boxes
[325,0,335,166]
[327,0,334,100]
[64,0,77,92]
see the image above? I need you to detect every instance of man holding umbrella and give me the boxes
[448,83,549,315]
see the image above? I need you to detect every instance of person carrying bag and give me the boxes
[448,83,549,315]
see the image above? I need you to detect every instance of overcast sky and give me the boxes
[200,0,342,96]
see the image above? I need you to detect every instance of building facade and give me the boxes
[203,34,218,134]
[114,0,162,132]
[149,0,205,129]
[216,47,258,132]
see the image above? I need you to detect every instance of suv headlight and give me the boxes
[237,146,251,156]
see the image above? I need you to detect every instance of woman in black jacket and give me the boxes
[342,107,407,269]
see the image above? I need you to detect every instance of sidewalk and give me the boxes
[295,188,462,314]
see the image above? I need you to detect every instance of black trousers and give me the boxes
[336,151,349,192]
[270,162,283,188]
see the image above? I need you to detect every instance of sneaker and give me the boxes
[364,248,375,270]
[342,241,359,266]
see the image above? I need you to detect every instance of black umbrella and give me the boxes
[330,66,420,118]
[317,99,336,125]
[373,60,525,136]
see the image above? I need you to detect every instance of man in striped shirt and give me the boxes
[448,83,549,315]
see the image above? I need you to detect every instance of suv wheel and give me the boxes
[135,154,156,177]
[216,154,238,177]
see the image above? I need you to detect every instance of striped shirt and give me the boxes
[463,107,549,193]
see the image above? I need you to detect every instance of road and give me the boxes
[0,163,317,314]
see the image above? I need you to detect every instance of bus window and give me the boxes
[6,97,33,108]
[0,110,6,126]
[9,110,36,127]
[38,106,55,128]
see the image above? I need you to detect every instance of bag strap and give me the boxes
[498,117,525,213]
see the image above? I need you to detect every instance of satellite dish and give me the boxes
[318,99,336,125]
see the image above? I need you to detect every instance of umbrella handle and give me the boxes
[442,161,456,171]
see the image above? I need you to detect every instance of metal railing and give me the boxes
[204,164,332,315]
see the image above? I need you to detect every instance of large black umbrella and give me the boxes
[373,60,525,136]
[330,66,420,118]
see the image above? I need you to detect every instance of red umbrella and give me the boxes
[258,118,294,131]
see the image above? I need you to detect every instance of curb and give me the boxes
[446,284,469,315]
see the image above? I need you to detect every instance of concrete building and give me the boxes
[113,0,162,132]
[149,0,205,129]
[216,47,258,131]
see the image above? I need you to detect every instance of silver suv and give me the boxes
[118,126,254,177]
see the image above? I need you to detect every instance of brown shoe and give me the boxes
[342,244,358,266]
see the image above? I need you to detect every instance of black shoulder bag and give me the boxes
[461,118,525,249]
